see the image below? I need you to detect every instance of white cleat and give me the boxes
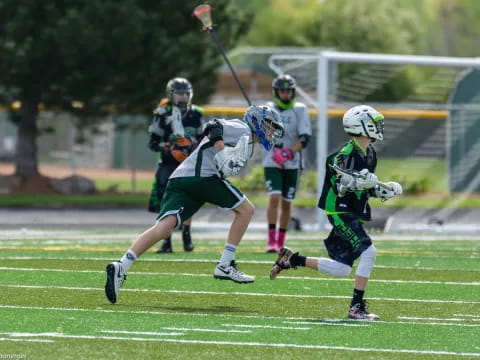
[348,301,380,321]
[105,261,126,304]
[214,260,255,284]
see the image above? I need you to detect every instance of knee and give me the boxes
[356,245,377,278]
[335,263,352,277]
[238,199,255,218]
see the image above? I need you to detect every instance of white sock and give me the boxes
[219,244,237,266]
[119,249,137,272]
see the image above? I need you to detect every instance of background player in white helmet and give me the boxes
[270,105,402,321]
[105,105,284,304]
[147,77,204,253]
[262,74,312,253]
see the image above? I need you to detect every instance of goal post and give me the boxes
[269,51,480,231]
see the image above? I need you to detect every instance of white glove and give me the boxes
[214,149,244,178]
[374,181,402,199]
[355,169,378,190]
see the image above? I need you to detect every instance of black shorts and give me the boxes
[323,213,372,267]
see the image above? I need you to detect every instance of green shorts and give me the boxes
[157,176,246,227]
[264,167,299,201]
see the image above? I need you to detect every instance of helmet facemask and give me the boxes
[272,75,296,110]
[166,78,193,113]
[244,105,284,151]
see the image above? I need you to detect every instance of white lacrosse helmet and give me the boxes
[343,105,384,141]
[244,105,284,150]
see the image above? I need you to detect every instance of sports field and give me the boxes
[0,230,479,359]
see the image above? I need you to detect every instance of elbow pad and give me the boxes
[299,134,310,148]
[204,119,223,143]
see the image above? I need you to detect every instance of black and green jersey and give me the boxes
[318,139,377,221]
[148,104,204,165]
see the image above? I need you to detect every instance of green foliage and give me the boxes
[0,1,253,113]
[388,173,432,195]
[230,164,266,191]
[0,1,253,177]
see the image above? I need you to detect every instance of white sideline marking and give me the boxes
[1,332,479,357]
[399,316,480,322]
[1,266,479,286]
[2,255,479,270]
[282,321,369,327]
[221,324,310,331]
[1,284,479,304]
[2,256,479,273]
[163,327,251,333]
[455,314,480,318]
[286,320,480,328]
[101,330,184,336]
[0,337,54,343]
[2,304,480,328]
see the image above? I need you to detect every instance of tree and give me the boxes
[0,0,252,178]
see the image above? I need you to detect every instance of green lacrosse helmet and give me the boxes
[272,74,296,110]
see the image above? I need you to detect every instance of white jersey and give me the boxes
[170,118,254,179]
[261,101,312,169]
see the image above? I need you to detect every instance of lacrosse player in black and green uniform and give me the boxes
[147,77,204,253]
[269,105,402,320]
[105,105,284,304]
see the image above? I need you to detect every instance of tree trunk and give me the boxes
[14,98,39,178]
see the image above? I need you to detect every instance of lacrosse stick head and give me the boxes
[193,4,214,31]
[244,105,284,151]
[343,105,384,142]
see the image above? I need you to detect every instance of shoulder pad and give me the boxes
[153,106,170,116]
[338,142,354,156]
[191,104,204,115]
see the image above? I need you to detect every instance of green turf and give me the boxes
[0,231,479,359]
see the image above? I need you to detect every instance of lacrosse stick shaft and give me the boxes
[331,164,393,191]
[209,29,252,106]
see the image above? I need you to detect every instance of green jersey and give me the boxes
[318,139,378,221]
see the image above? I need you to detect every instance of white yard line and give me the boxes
[101,330,184,336]
[221,324,310,330]
[2,304,479,328]
[0,332,479,357]
[1,285,480,305]
[1,266,479,286]
[1,256,479,273]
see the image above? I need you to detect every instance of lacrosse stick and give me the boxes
[193,4,252,106]
[330,164,393,191]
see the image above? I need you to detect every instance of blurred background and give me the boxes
[1,0,480,231]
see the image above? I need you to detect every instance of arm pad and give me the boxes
[204,119,223,143]
[298,134,310,148]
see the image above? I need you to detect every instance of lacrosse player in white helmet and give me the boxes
[269,105,402,321]
[105,105,284,304]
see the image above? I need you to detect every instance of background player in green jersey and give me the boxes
[270,105,402,320]
[105,105,284,304]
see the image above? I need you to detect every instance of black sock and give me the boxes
[268,224,276,230]
[182,225,190,235]
[164,236,172,244]
[279,228,287,233]
[289,252,306,267]
[351,288,365,306]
